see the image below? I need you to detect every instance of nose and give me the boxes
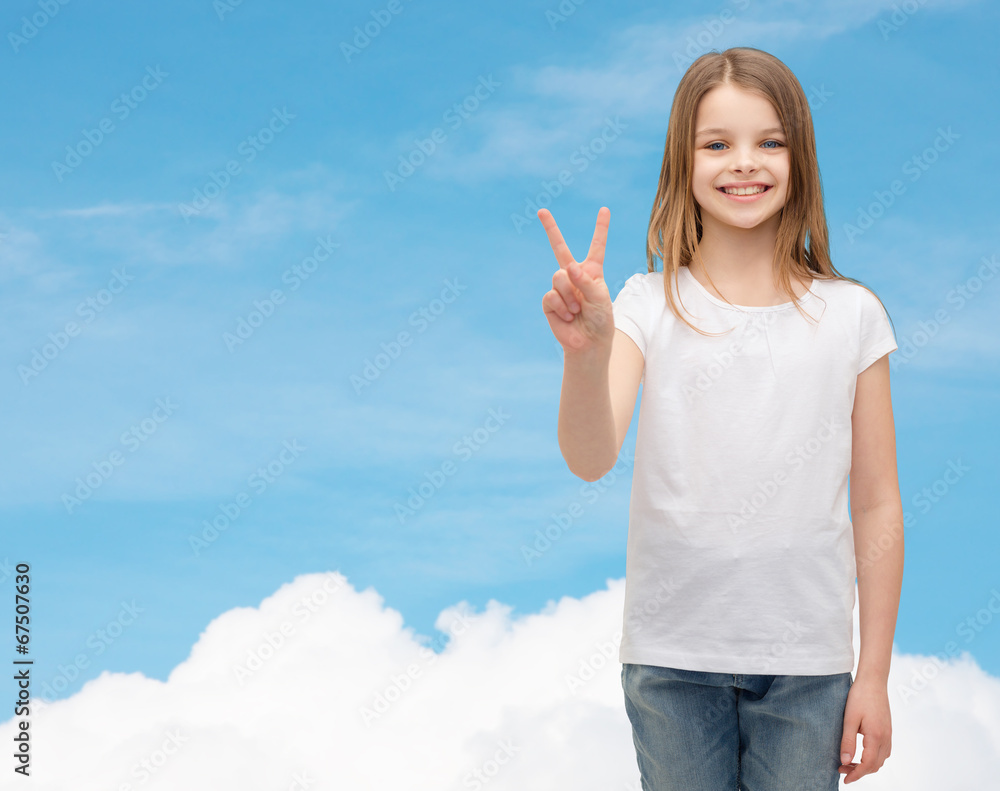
[730,146,761,174]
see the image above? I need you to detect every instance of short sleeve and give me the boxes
[612,273,649,383]
[857,286,897,375]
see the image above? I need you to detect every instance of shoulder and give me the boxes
[810,274,887,314]
[612,270,661,295]
[609,271,662,311]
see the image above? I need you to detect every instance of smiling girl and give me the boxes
[539,47,903,790]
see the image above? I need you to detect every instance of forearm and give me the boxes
[853,500,905,683]
[557,345,615,482]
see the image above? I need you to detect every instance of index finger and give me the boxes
[584,206,610,267]
[537,208,575,270]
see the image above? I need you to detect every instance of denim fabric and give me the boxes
[622,663,853,791]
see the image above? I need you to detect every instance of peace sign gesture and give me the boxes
[538,206,614,355]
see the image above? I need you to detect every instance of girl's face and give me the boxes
[691,83,790,234]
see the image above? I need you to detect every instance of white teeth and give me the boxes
[721,185,768,196]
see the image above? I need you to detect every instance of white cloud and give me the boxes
[4,572,998,789]
[418,0,981,186]
[8,165,357,281]
[0,217,67,288]
[31,202,174,219]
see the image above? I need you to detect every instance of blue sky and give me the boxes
[3,0,999,710]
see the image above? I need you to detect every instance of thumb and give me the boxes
[840,718,859,765]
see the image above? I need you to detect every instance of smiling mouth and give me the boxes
[717,185,772,196]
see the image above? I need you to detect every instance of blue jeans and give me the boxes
[621,663,853,791]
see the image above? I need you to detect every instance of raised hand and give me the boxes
[538,206,614,355]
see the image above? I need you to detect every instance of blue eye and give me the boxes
[705,140,785,150]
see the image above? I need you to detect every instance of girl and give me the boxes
[538,47,902,790]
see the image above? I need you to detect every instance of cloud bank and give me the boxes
[5,571,999,789]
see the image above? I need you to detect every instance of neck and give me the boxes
[691,214,781,287]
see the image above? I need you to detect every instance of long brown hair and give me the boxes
[646,46,893,337]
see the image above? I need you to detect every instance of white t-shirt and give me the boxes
[612,265,898,675]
